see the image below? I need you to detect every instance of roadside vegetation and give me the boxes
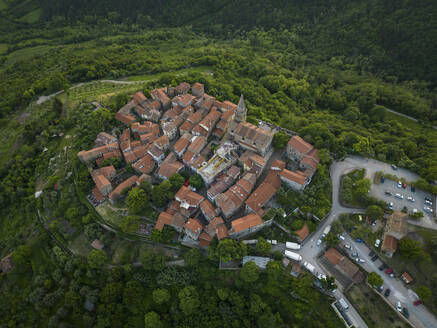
[346,283,412,328]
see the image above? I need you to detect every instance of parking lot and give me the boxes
[370,177,434,220]
[338,233,437,328]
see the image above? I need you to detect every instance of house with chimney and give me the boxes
[206,165,240,202]
[174,186,204,213]
[228,95,274,157]
[191,82,204,97]
[199,216,228,246]
[184,218,204,240]
[228,213,265,239]
[215,172,256,218]
[108,175,138,204]
[286,135,320,178]
[381,211,409,257]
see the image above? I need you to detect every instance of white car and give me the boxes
[395,193,404,199]
[397,301,403,312]
[344,244,351,249]
[338,235,345,241]
[355,258,365,263]
[388,202,394,210]
[316,239,322,246]
[407,196,415,202]
[397,181,402,188]
[317,273,327,280]
[375,239,381,247]
[424,206,433,213]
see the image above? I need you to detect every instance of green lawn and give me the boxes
[0,43,8,54]
[18,8,41,23]
[385,110,426,131]
[346,283,412,328]
[68,233,93,257]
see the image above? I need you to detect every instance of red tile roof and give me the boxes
[280,169,307,185]
[245,181,279,216]
[288,135,313,155]
[200,199,217,220]
[231,214,263,233]
[155,212,173,231]
[184,218,203,235]
[132,154,155,174]
[157,161,183,179]
[133,91,147,104]
[109,176,138,201]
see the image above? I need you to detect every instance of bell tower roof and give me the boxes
[235,94,247,123]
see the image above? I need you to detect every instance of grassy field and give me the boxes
[346,283,411,328]
[68,233,93,257]
[95,202,126,227]
[385,110,426,131]
[18,7,40,23]
[0,43,8,54]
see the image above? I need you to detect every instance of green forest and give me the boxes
[1,0,437,327]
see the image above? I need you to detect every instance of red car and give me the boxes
[183,179,189,187]
[413,300,422,306]
[385,268,393,274]
[402,183,407,189]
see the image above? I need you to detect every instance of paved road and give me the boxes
[341,233,437,328]
[294,156,437,328]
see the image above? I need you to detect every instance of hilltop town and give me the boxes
[78,82,320,246]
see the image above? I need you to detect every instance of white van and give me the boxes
[339,298,349,311]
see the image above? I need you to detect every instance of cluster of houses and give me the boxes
[77,81,320,246]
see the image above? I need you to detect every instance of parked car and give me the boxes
[375,239,381,247]
[355,258,365,263]
[425,197,433,205]
[368,250,375,257]
[411,186,416,192]
[344,244,351,249]
[385,268,393,275]
[355,238,363,243]
[385,288,391,297]
[424,206,433,213]
[413,300,422,306]
[316,239,322,246]
[317,273,327,280]
[380,176,385,183]
[395,193,404,199]
[338,235,345,241]
[388,202,394,210]
[385,190,392,196]
[371,255,379,262]
[407,196,415,202]
[402,307,409,318]
[396,301,402,312]
[397,181,402,188]
[402,183,407,189]
[392,165,398,170]
[378,285,384,292]
[351,252,358,257]
[379,263,387,271]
